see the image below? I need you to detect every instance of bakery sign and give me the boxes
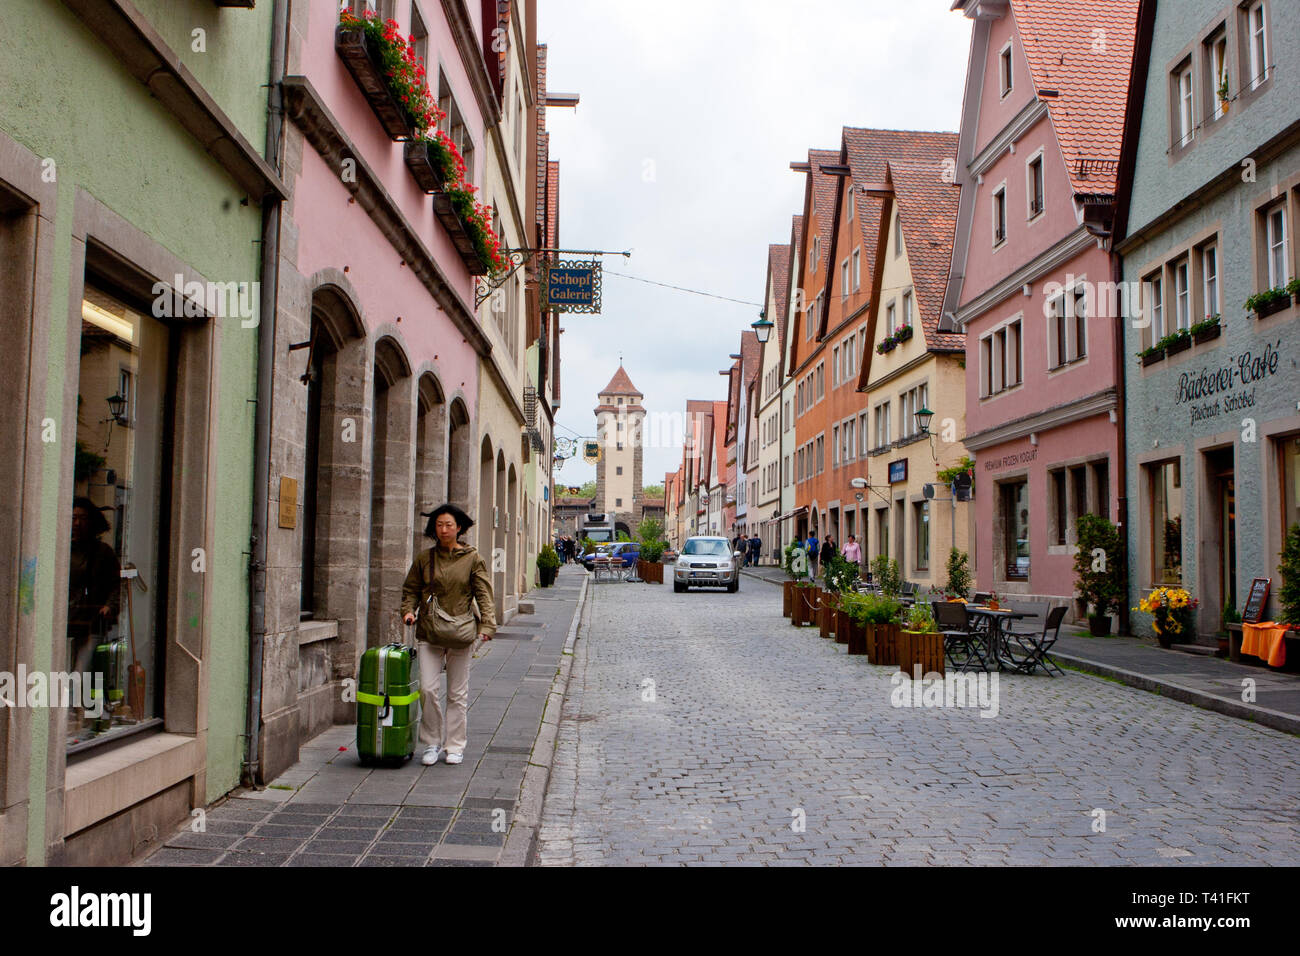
[1177,339,1281,426]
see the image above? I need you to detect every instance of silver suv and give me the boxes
[673,536,742,593]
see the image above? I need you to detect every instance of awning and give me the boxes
[770,506,808,523]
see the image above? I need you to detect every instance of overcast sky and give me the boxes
[540,1,972,491]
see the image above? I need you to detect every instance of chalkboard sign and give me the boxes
[1242,577,1271,624]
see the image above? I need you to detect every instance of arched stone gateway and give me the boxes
[447,397,472,508]
[414,373,447,559]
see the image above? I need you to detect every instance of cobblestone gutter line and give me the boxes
[499,571,590,866]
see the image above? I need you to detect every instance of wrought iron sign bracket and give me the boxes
[474,247,630,310]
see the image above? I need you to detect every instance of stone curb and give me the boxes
[1053,652,1300,736]
[498,571,589,866]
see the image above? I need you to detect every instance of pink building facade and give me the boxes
[945,0,1138,612]
[255,0,498,781]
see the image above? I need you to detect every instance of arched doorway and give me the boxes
[413,373,446,559]
[494,451,507,621]
[447,398,472,507]
[478,436,494,559]
[367,336,413,649]
[507,463,519,597]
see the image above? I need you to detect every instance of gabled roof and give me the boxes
[740,329,761,389]
[780,214,804,375]
[767,243,791,351]
[712,400,728,487]
[889,160,962,351]
[1008,0,1139,198]
[546,161,560,247]
[785,151,839,372]
[599,365,642,397]
[820,127,960,339]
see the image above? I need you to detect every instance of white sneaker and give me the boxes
[444,751,464,765]
[420,746,441,766]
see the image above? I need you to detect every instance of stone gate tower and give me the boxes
[594,365,644,534]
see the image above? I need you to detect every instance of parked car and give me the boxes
[581,541,640,572]
[673,536,741,593]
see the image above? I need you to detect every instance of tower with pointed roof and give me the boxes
[594,365,645,530]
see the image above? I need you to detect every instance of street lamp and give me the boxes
[914,406,934,436]
[751,311,774,344]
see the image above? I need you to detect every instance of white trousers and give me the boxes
[416,641,472,754]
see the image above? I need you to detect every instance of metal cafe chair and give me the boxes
[933,600,987,673]
[1000,605,1068,675]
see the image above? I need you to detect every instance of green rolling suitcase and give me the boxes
[357,642,420,765]
[90,638,127,731]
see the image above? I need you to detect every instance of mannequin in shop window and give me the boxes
[68,497,120,676]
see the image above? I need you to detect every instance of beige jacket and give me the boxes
[401,543,497,636]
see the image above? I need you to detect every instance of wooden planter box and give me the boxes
[1255,296,1291,319]
[431,192,490,275]
[782,580,794,618]
[1191,324,1221,345]
[844,616,867,655]
[899,631,945,677]
[635,560,662,584]
[819,592,836,638]
[833,606,850,645]
[792,586,817,627]
[866,622,902,666]
[403,141,450,194]
[1139,349,1165,367]
[1164,335,1191,356]
[336,26,418,141]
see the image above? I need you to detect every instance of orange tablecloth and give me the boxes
[1240,621,1289,667]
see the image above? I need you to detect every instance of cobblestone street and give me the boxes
[537,578,1300,865]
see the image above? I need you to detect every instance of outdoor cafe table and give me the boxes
[963,605,1028,671]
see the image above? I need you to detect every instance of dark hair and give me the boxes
[73,496,111,537]
[421,503,474,538]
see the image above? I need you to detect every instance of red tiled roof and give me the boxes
[712,400,728,485]
[808,148,840,275]
[599,365,642,396]
[740,329,761,389]
[768,242,790,349]
[546,161,560,248]
[1010,0,1139,196]
[888,160,963,351]
[841,128,960,335]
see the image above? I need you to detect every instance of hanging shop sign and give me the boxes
[888,459,908,484]
[546,260,602,313]
[582,440,601,464]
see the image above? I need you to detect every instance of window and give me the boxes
[1146,273,1165,340]
[1050,468,1068,546]
[877,508,890,560]
[852,249,861,291]
[1202,243,1219,317]
[1175,61,1195,147]
[859,413,868,453]
[841,260,849,301]
[999,42,1013,97]
[845,419,855,461]
[1281,436,1300,534]
[848,188,855,222]
[1207,27,1228,119]
[874,401,891,449]
[915,501,930,571]
[806,296,816,341]
[833,346,841,385]
[981,319,1022,396]
[1245,1,1269,90]
[616,466,623,475]
[816,363,824,399]
[1174,257,1191,330]
[816,436,824,474]
[616,498,623,508]
[1048,285,1087,368]
[886,302,896,336]
[832,425,840,465]
[894,211,903,257]
[71,285,172,748]
[1027,154,1044,217]
[783,455,789,485]
[844,336,855,380]
[1001,479,1030,580]
[1150,459,1183,584]
[410,3,429,71]
[902,290,913,330]
[900,383,928,437]
[1265,203,1290,288]
[616,442,623,451]
[992,185,1007,245]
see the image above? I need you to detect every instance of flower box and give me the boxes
[1139,348,1165,367]
[335,25,418,141]
[1191,323,1221,345]
[403,141,451,194]
[1256,295,1291,319]
[894,325,914,342]
[432,191,491,275]
[865,621,902,666]
[1164,334,1191,356]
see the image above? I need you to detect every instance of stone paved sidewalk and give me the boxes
[742,566,1300,732]
[137,565,587,867]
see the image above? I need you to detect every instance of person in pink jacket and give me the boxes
[841,534,862,564]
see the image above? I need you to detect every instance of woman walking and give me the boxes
[401,503,496,766]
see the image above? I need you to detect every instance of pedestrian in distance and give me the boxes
[402,503,496,767]
[820,537,836,579]
[842,534,862,566]
[749,534,761,568]
[806,530,820,578]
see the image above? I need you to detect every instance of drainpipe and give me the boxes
[244,0,288,788]
[1112,232,1131,635]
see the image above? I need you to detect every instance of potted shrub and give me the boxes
[1246,286,1292,319]
[782,541,810,618]
[1280,523,1300,629]
[1190,314,1221,345]
[1218,603,1241,657]
[1290,277,1300,308]
[1217,75,1230,114]
[639,538,665,584]
[838,592,870,655]
[900,603,943,677]
[944,548,972,601]
[869,554,903,598]
[336,8,430,140]
[843,593,903,660]
[1074,514,1122,636]
[1134,586,1199,648]
[536,544,560,588]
